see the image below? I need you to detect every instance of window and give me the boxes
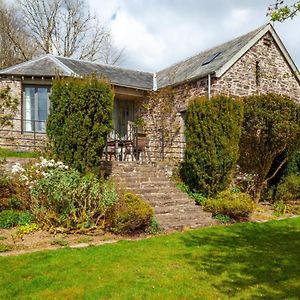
[255,61,261,87]
[201,52,222,66]
[23,86,50,132]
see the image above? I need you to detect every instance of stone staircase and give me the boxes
[102,161,215,231]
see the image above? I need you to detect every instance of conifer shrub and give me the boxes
[239,94,300,203]
[181,95,243,197]
[47,76,114,173]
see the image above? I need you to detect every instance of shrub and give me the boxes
[47,76,114,173]
[17,223,39,235]
[108,192,154,234]
[0,210,34,229]
[146,218,163,235]
[204,190,255,220]
[0,210,19,228]
[181,95,243,197]
[213,214,231,223]
[0,244,11,252]
[275,175,300,203]
[177,182,206,205]
[239,94,300,202]
[30,168,118,231]
[0,174,13,210]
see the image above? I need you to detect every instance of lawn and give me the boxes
[0,218,299,300]
[0,147,38,159]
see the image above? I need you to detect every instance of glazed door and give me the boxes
[112,99,135,140]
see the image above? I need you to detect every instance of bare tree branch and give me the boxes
[16,0,125,65]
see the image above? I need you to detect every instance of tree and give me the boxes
[0,86,18,131]
[47,76,114,173]
[17,0,124,64]
[181,95,244,197]
[239,94,300,203]
[0,1,37,68]
[267,0,300,21]
[0,0,124,67]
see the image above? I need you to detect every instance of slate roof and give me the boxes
[1,23,299,90]
[156,24,267,88]
[0,55,154,90]
[55,56,154,90]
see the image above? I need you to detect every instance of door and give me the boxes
[112,99,135,140]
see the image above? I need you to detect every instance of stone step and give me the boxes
[106,161,215,231]
[123,182,171,189]
[154,204,201,214]
[157,215,214,227]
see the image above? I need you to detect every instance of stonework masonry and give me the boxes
[139,33,300,161]
[212,33,300,101]
[0,79,46,150]
[1,33,300,154]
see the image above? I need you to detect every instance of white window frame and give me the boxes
[22,85,51,133]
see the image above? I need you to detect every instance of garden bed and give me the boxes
[0,227,147,256]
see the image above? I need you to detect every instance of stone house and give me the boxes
[0,23,299,160]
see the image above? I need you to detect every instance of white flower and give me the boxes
[11,163,24,173]
[20,175,28,181]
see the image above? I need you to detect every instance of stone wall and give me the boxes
[139,32,300,162]
[136,78,208,161]
[0,79,46,150]
[212,33,300,101]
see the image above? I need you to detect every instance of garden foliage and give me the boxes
[2,158,153,234]
[204,190,255,220]
[108,192,154,234]
[47,76,114,173]
[239,94,300,202]
[275,175,300,203]
[181,95,244,197]
[0,86,18,130]
[0,210,34,229]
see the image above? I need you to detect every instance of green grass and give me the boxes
[0,218,299,299]
[0,147,38,158]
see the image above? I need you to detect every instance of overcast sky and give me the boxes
[88,0,300,72]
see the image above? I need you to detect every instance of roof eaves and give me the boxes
[111,81,152,91]
[158,71,216,89]
[215,23,271,78]
[0,54,50,74]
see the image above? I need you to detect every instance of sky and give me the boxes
[88,0,300,72]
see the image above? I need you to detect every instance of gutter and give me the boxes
[208,74,211,99]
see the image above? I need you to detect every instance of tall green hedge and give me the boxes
[239,93,300,202]
[47,76,114,173]
[181,95,244,197]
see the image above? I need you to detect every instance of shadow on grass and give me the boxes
[180,219,300,299]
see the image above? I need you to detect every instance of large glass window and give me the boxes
[23,86,50,132]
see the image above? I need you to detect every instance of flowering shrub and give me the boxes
[9,158,118,231]
[8,157,152,234]
[11,158,68,190]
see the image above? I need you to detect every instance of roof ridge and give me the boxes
[47,54,76,76]
[157,23,270,75]
[55,55,154,75]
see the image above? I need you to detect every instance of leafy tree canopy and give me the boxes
[268,0,300,21]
